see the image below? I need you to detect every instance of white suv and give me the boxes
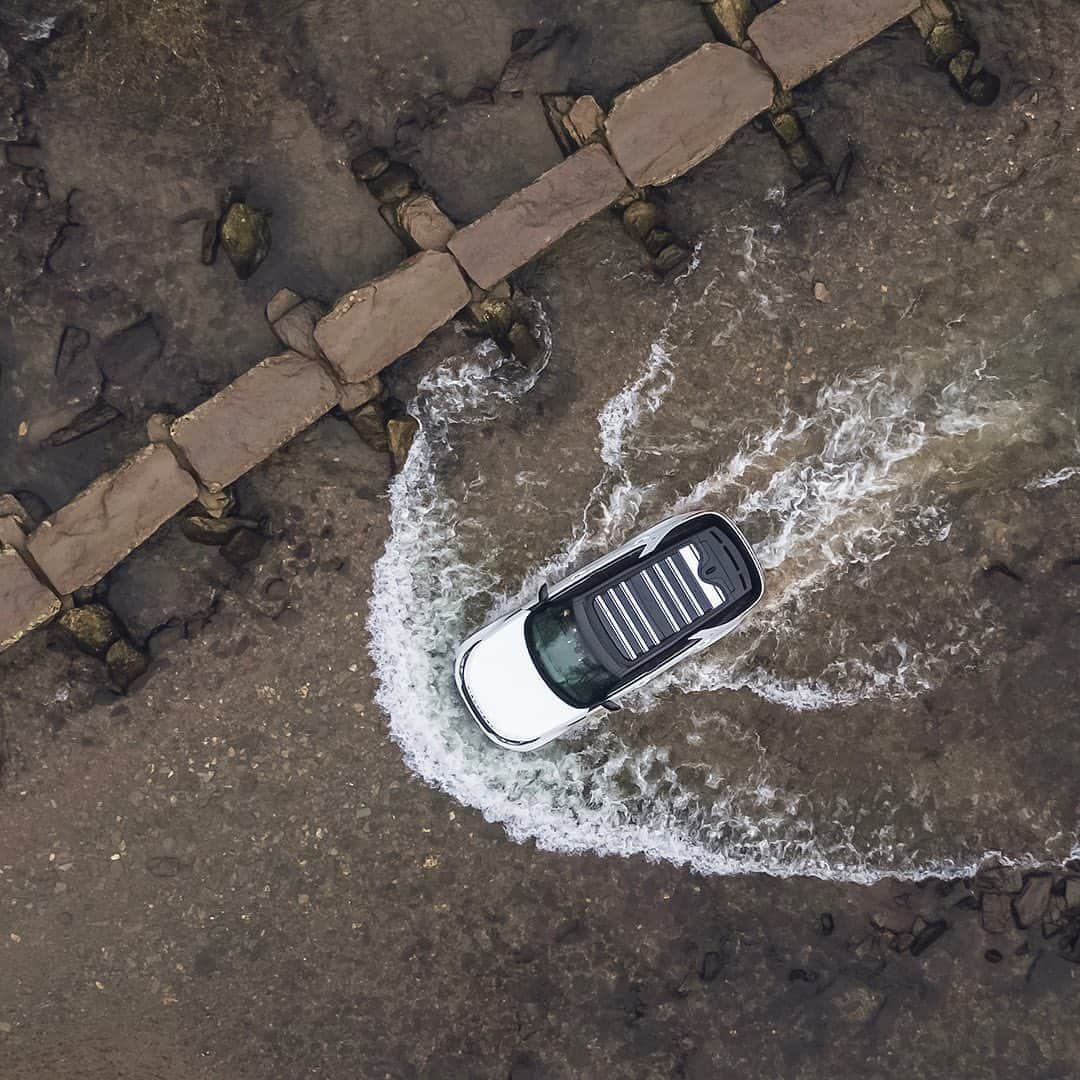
[454,511,765,751]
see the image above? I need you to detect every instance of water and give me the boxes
[367,226,1078,884]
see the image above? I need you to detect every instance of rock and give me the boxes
[622,200,659,242]
[0,545,61,651]
[0,496,30,553]
[1043,895,1068,939]
[653,243,691,280]
[265,291,326,360]
[604,43,775,187]
[264,578,289,602]
[351,148,390,181]
[170,351,339,493]
[105,638,149,691]
[314,251,471,385]
[448,145,626,291]
[566,95,606,147]
[975,862,1024,895]
[396,193,456,251]
[469,296,515,339]
[814,281,830,302]
[44,401,121,446]
[346,401,390,453]
[180,513,243,546]
[339,374,386,413]
[219,201,271,280]
[699,950,722,982]
[387,417,419,472]
[498,24,578,94]
[910,920,949,957]
[980,892,1012,935]
[820,913,835,935]
[57,603,122,658]
[53,325,99,406]
[1066,877,1080,911]
[748,0,921,91]
[97,316,164,418]
[27,445,198,596]
[1013,875,1053,929]
[368,162,417,205]
[644,229,674,258]
[220,527,264,568]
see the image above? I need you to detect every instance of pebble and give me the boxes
[813,281,829,302]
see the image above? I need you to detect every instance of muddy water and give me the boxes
[369,187,1080,882]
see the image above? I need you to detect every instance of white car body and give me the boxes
[454,511,765,751]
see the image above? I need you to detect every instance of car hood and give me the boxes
[458,610,584,748]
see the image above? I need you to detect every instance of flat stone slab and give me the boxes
[447,145,627,291]
[27,444,198,595]
[604,42,776,188]
[0,545,60,651]
[171,351,340,493]
[314,251,471,385]
[749,0,921,91]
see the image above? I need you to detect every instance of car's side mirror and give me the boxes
[538,583,549,603]
[600,699,622,712]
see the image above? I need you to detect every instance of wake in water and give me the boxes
[367,234,1073,883]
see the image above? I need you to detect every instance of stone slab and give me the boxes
[267,291,326,360]
[314,251,471,385]
[447,145,626,291]
[170,351,340,493]
[604,42,775,188]
[749,0,921,91]
[27,444,198,595]
[397,194,457,252]
[0,545,60,651]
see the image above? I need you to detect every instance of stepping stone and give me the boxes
[749,0,921,91]
[27,445,198,595]
[0,545,60,651]
[448,145,626,291]
[604,42,775,188]
[170,351,340,493]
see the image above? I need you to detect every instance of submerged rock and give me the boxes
[220,201,271,280]
[1013,875,1053,928]
[57,603,121,658]
[221,527,264,568]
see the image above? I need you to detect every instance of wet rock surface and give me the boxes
[2,0,1080,1076]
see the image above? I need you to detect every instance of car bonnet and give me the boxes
[460,610,584,746]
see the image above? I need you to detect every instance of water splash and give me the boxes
[367,246,1065,883]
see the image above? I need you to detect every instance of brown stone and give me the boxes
[448,145,626,290]
[338,374,386,413]
[387,417,419,472]
[0,495,30,554]
[566,95,606,147]
[170,351,340,493]
[27,445,198,595]
[1013,875,1053,929]
[397,194,456,251]
[749,0,921,91]
[59,603,122,658]
[268,294,326,360]
[314,251,471,385]
[266,287,302,324]
[0,545,60,651]
[604,43,775,187]
[980,892,1012,935]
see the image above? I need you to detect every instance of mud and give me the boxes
[3,1,1080,1076]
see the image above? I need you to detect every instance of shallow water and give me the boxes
[369,216,1080,884]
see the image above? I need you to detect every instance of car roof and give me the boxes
[569,514,762,677]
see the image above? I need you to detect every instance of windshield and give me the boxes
[525,603,618,708]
